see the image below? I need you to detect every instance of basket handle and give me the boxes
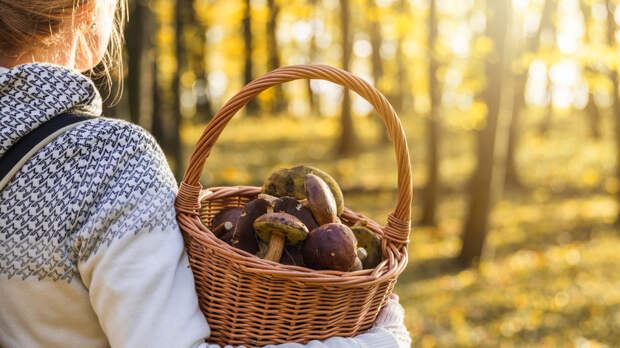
[176,65,412,245]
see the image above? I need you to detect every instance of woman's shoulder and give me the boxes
[68,116,160,152]
[64,116,174,186]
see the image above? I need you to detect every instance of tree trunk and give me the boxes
[505,0,554,189]
[336,0,358,156]
[458,0,511,267]
[505,85,524,188]
[580,0,602,139]
[172,0,187,181]
[151,59,165,147]
[420,0,440,226]
[306,0,320,116]
[392,0,410,114]
[606,0,620,224]
[243,0,259,114]
[367,0,389,144]
[126,0,154,131]
[267,0,286,114]
[188,3,213,123]
[539,1,557,136]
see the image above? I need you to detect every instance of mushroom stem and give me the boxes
[212,221,233,237]
[258,193,280,207]
[263,233,286,262]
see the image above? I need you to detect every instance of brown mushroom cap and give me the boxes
[351,225,381,269]
[262,165,345,216]
[254,212,309,262]
[231,198,271,254]
[302,223,357,271]
[274,196,319,231]
[254,213,309,245]
[211,207,243,236]
[304,174,338,225]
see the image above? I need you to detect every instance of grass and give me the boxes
[179,109,620,347]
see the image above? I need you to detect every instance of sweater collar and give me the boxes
[0,63,101,157]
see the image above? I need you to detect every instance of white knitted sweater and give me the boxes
[0,64,410,348]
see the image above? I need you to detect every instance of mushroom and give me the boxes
[350,257,363,271]
[262,165,345,216]
[254,212,309,262]
[211,207,243,236]
[231,198,272,254]
[302,223,357,271]
[357,247,368,261]
[351,223,381,269]
[301,174,338,225]
[273,196,319,231]
[212,221,234,237]
[280,246,306,267]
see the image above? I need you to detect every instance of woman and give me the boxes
[0,0,411,347]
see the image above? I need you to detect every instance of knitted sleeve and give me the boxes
[74,122,210,348]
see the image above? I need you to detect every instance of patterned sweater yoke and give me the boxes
[0,64,401,348]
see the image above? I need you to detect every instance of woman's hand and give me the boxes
[368,294,411,348]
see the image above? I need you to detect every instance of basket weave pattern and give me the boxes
[175,65,412,346]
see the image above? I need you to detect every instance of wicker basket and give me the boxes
[175,64,412,347]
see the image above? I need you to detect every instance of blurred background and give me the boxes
[103,0,620,346]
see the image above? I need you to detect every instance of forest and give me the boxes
[103,0,620,346]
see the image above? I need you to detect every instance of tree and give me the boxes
[306,0,321,116]
[392,0,411,114]
[539,3,558,135]
[420,0,440,226]
[605,0,620,224]
[126,0,155,131]
[580,0,602,139]
[172,0,190,180]
[335,0,358,156]
[367,0,389,144]
[243,0,260,114]
[458,0,511,267]
[188,1,214,122]
[267,0,286,113]
[505,0,555,189]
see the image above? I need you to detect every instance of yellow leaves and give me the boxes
[450,101,487,130]
[604,177,619,194]
[473,36,493,57]
[181,71,196,87]
[581,168,601,188]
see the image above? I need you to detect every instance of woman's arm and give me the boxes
[75,123,210,348]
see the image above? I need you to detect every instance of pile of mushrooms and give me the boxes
[202,166,382,272]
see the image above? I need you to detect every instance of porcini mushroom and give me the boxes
[274,196,319,231]
[350,257,363,271]
[262,165,345,216]
[280,246,306,267]
[302,223,357,271]
[211,207,243,236]
[302,174,338,225]
[231,198,272,254]
[351,223,381,269]
[254,212,309,262]
[212,221,234,237]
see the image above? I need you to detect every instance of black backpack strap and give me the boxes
[0,113,94,191]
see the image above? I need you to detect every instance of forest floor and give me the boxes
[182,110,620,347]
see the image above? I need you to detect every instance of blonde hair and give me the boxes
[0,0,127,102]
